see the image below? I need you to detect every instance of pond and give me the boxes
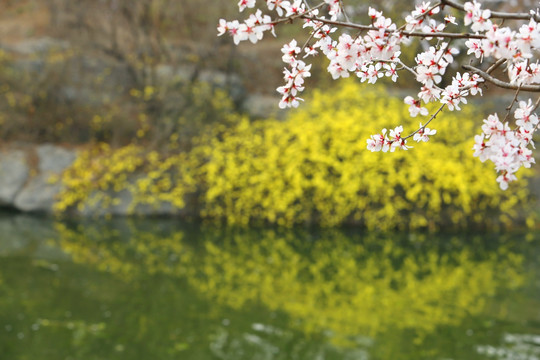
[0,213,539,359]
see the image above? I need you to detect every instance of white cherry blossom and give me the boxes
[238,0,256,12]
[219,0,540,188]
[413,123,437,142]
[404,96,429,117]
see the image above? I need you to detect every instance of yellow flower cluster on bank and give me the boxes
[55,81,533,229]
[55,143,196,214]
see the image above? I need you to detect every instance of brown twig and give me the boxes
[532,95,540,112]
[504,86,521,122]
[463,65,540,92]
[486,58,506,74]
[403,103,446,141]
[300,15,486,39]
[441,0,540,22]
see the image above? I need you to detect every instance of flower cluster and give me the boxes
[463,2,540,86]
[325,10,402,82]
[277,50,312,109]
[464,1,492,32]
[405,2,440,32]
[218,0,540,189]
[366,126,410,152]
[217,9,275,45]
[413,123,437,142]
[473,102,538,189]
[441,72,484,111]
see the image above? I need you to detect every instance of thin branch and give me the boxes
[301,23,323,53]
[435,40,450,65]
[301,0,312,11]
[441,0,540,22]
[486,58,506,74]
[338,0,350,22]
[506,86,521,111]
[403,103,446,141]
[504,86,521,122]
[396,59,418,77]
[300,15,486,39]
[533,95,540,112]
[463,64,540,92]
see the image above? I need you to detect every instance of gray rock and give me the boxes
[155,64,196,83]
[4,37,70,55]
[243,94,283,119]
[155,65,246,104]
[13,144,77,212]
[13,173,63,212]
[199,69,245,103]
[3,144,193,217]
[0,150,30,205]
[37,144,77,173]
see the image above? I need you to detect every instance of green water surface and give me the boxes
[0,214,539,359]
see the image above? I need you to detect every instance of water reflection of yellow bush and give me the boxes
[53,222,525,345]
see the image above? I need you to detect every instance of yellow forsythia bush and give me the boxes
[191,81,532,229]
[55,143,197,213]
[56,81,533,230]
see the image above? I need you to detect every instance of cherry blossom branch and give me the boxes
[396,1,442,32]
[403,103,446,141]
[300,15,486,39]
[441,0,540,22]
[338,0,351,22]
[504,86,522,122]
[435,40,450,65]
[507,86,522,111]
[486,58,506,74]
[532,95,540,112]
[462,65,540,92]
[220,0,540,190]
[271,2,327,26]
[301,23,323,52]
[394,60,418,77]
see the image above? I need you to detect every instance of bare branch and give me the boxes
[403,103,446,141]
[533,95,540,112]
[486,58,506,74]
[463,65,540,92]
[300,15,486,39]
[441,0,540,22]
[338,0,351,22]
[504,86,521,122]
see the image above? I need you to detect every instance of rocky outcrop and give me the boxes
[0,150,30,205]
[0,143,195,217]
[2,37,70,55]
[13,145,77,212]
[0,144,77,213]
